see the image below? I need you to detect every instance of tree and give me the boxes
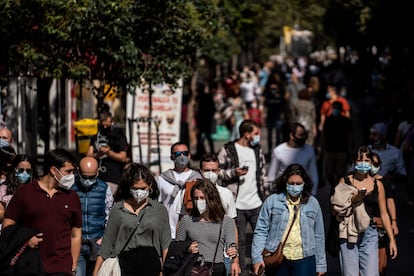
[0,0,225,114]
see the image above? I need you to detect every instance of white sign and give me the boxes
[126,80,182,174]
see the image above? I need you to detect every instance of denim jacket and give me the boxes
[251,193,327,273]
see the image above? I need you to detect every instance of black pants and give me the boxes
[203,262,226,276]
[118,247,161,276]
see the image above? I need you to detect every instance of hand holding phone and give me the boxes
[241,166,249,171]
[359,188,367,196]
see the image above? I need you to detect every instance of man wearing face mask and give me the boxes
[87,111,129,195]
[2,148,82,275]
[199,153,238,275]
[71,157,113,276]
[318,84,350,132]
[217,119,269,276]
[268,122,319,195]
[157,141,202,239]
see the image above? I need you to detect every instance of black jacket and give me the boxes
[0,225,46,276]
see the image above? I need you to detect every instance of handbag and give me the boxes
[98,206,147,276]
[97,257,121,276]
[262,204,299,269]
[191,220,224,276]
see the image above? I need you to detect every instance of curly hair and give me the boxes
[272,163,312,203]
[190,178,225,222]
[114,163,159,202]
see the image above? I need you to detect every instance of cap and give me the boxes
[370,123,388,136]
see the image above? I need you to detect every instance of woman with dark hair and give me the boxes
[0,154,37,207]
[331,146,397,276]
[93,163,170,276]
[252,163,327,275]
[176,178,240,276]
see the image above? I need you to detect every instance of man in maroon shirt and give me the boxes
[3,148,82,275]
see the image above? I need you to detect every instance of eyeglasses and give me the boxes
[287,182,304,186]
[172,151,189,157]
[80,174,97,180]
[16,168,32,174]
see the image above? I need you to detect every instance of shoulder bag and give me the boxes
[262,204,299,269]
[191,219,224,276]
[98,206,146,276]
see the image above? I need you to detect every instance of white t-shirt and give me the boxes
[235,143,262,210]
[216,184,237,219]
[157,170,195,239]
[267,142,319,195]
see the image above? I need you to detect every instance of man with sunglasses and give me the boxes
[71,157,113,276]
[157,141,202,239]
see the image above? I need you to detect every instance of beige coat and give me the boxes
[331,182,371,243]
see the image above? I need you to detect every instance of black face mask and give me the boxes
[370,139,381,149]
[100,126,112,135]
[293,136,307,146]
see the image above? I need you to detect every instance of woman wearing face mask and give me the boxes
[93,163,171,276]
[331,146,397,276]
[0,154,37,208]
[176,178,240,276]
[252,163,327,276]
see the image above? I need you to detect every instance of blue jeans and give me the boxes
[76,244,97,276]
[267,255,316,276]
[339,225,379,276]
[224,256,231,275]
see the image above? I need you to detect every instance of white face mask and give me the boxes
[202,171,218,184]
[130,189,149,203]
[196,199,207,214]
[55,169,75,190]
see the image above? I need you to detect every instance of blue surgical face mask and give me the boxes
[250,135,260,146]
[355,162,372,173]
[370,166,380,175]
[16,171,31,184]
[0,139,10,148]
[286,183,304,197]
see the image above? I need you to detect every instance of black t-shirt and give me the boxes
[89,127,128,184]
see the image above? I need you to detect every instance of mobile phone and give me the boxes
[359,188,367,196]
[241,166,249,170]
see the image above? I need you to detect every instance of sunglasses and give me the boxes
[80,174,97,180]
[16,168,32,174]
[172,151,189,158]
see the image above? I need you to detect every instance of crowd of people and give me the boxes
[0,53,413,276]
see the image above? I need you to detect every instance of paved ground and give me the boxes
[191,123,414,275]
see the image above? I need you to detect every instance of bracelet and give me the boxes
[389,236,395,241]
[391,219,397,221]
